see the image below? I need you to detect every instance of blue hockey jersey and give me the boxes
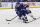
[15,3,24,11]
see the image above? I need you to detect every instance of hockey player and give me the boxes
[15,2,28,23]
[24,3,36,20]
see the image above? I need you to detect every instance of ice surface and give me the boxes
[0,8,40,27]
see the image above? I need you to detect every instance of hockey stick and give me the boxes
[6,10,22,21]
[6,16,17,21]
[27,17,40,23]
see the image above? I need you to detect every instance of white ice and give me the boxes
[0,8,40,27]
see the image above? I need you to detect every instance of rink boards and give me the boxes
[13,2,40,9]
[0,2,40,10]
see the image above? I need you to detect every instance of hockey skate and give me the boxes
[23,19,28,23]
[33,18,36,20]
[18,17,21,20]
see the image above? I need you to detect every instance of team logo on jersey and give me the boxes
[0,3,2,7]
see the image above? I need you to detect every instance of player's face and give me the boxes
[17,4,20,7]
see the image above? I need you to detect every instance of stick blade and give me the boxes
[6,19,11,21]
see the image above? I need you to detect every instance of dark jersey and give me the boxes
[15,4,24,11]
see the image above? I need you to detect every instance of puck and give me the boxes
[8,23,10,24]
